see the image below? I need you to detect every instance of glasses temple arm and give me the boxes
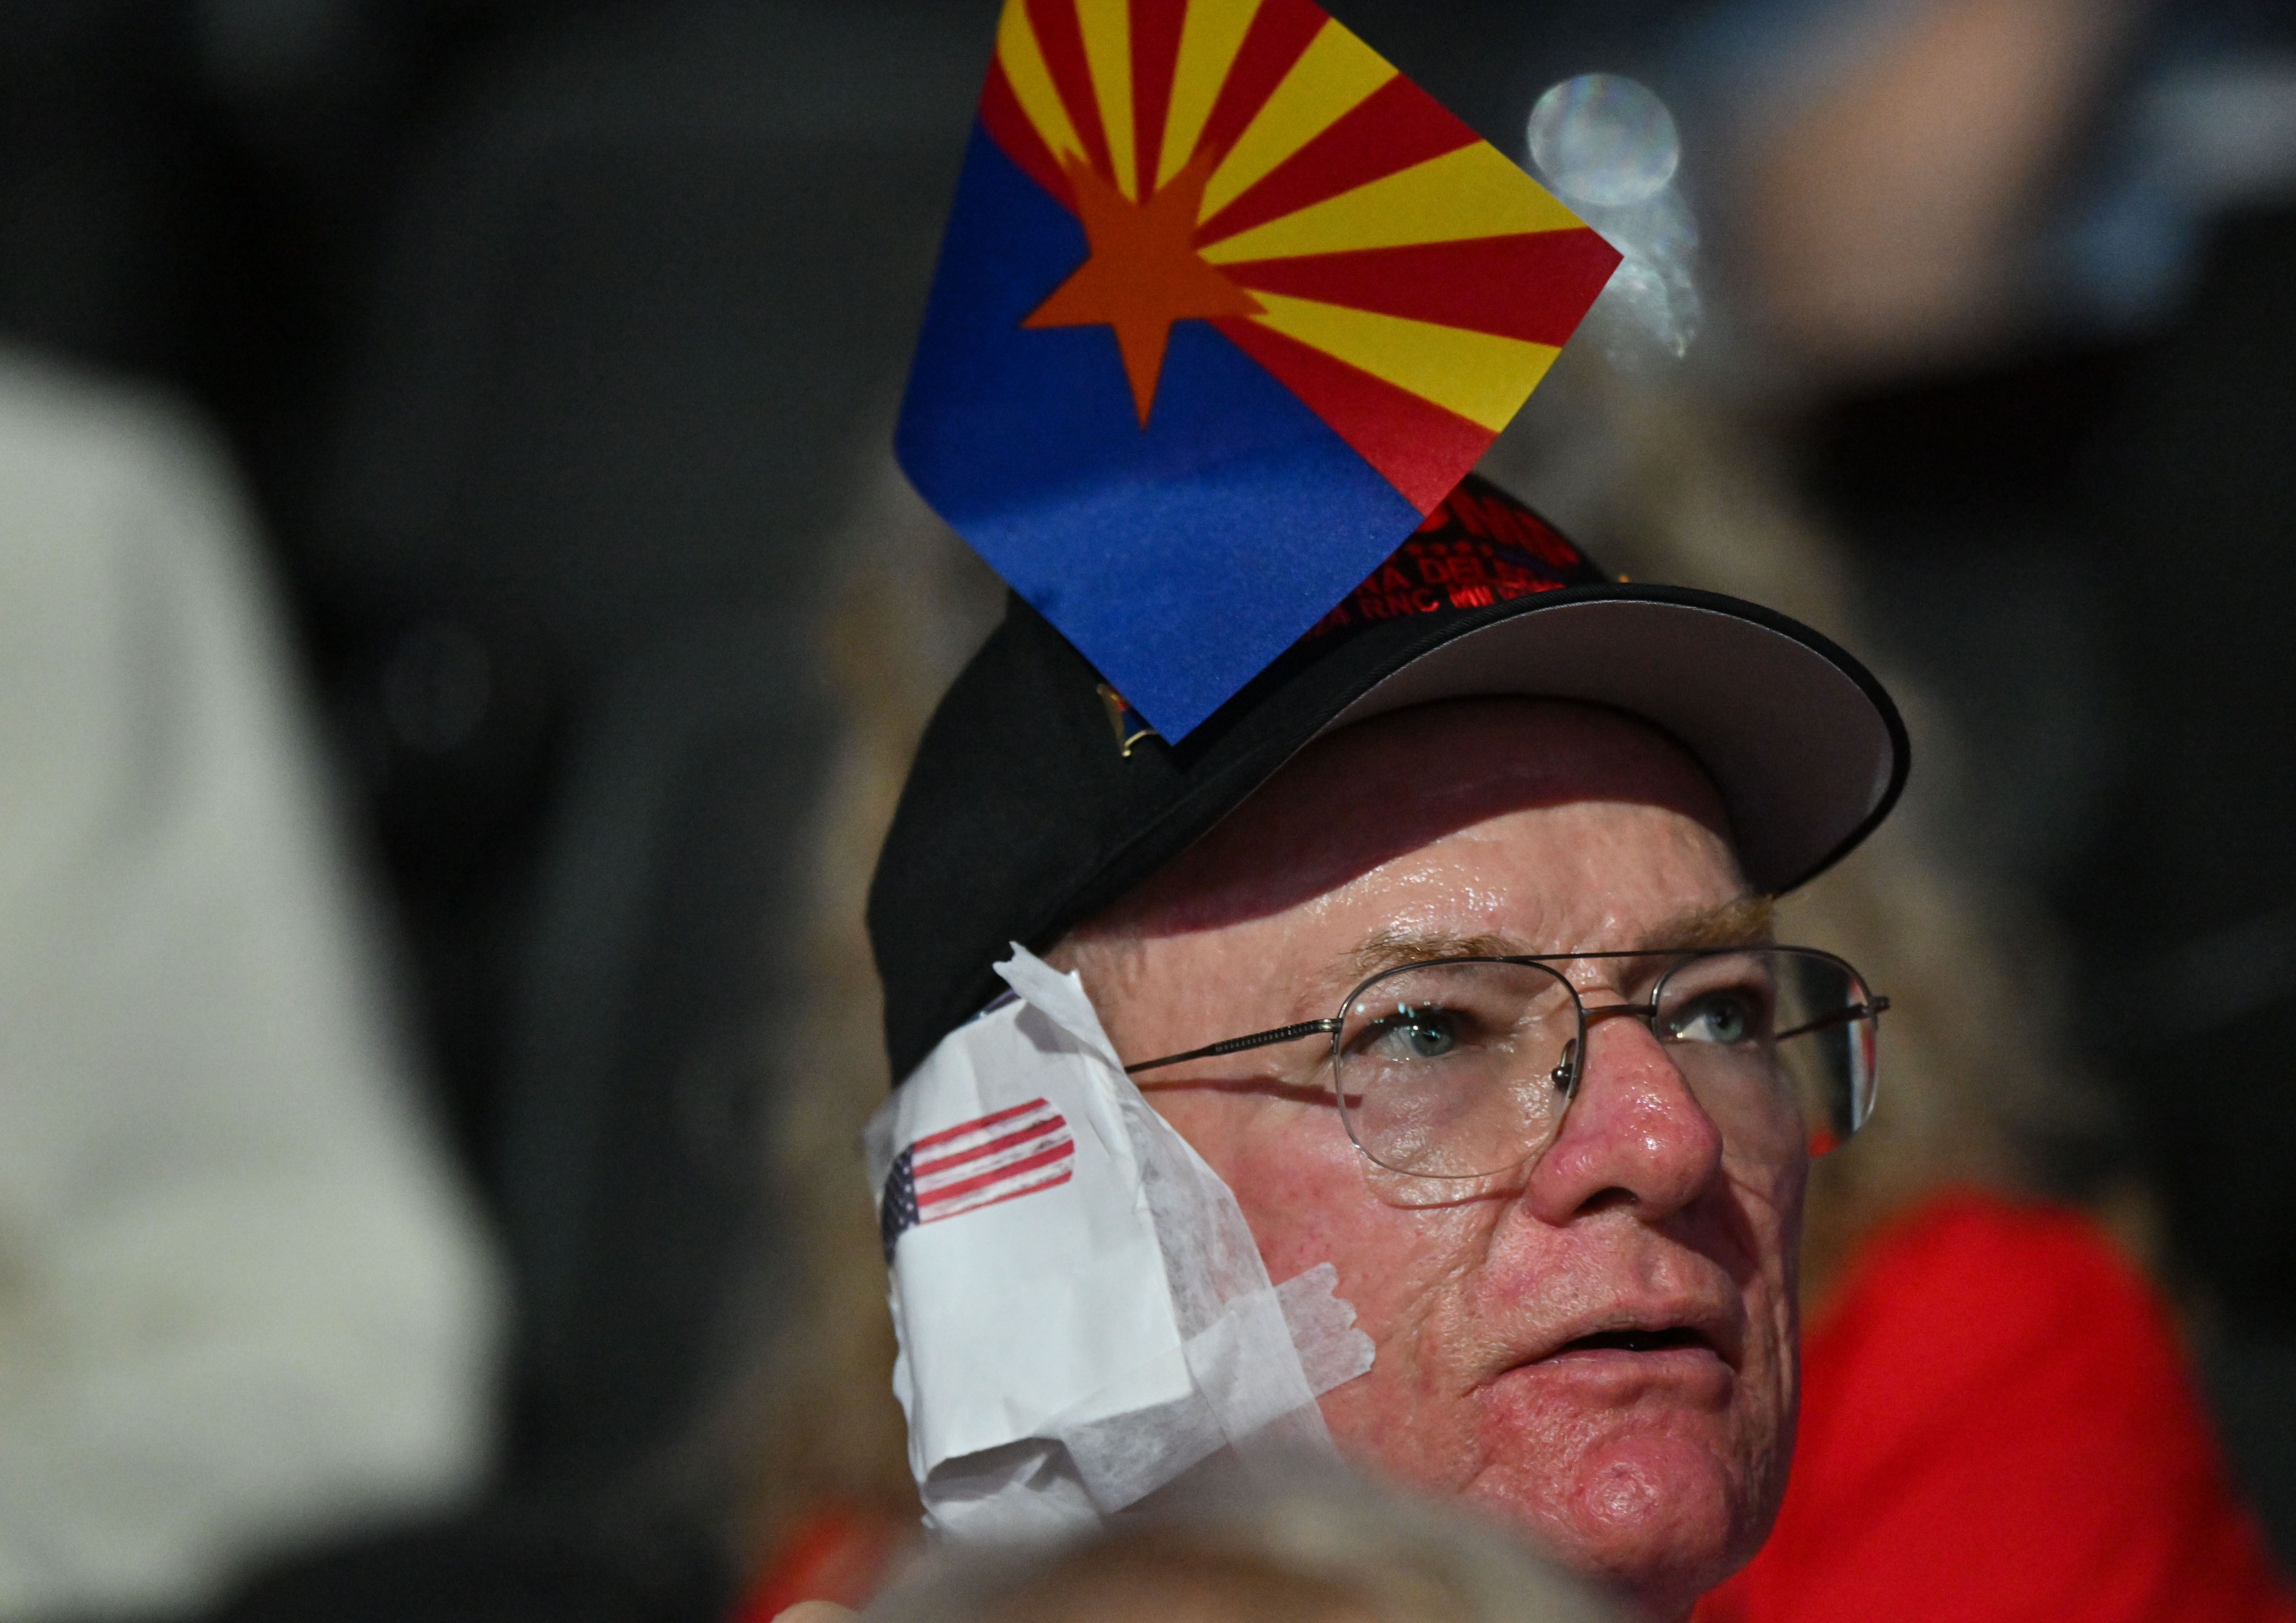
[1124,1019,1342,1075]
[1772,996,1891,1043]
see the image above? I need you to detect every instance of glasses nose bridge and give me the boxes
[1556,951,1668,1013]
[1580,999,1659,1034]
[1551,995,1673,1098]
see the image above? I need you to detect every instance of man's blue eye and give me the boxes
[1672,993,1757,1045]
[1371,1005,1459,1060]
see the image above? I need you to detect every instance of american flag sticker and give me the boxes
[880,1098,1075,1261]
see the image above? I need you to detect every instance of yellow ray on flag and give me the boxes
[1157,0,1263,191]
[1243,292,1561,431]
[1201,142,1585,262]
[1198,20,1394,222]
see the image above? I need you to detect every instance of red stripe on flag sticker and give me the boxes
[914,1112,1068,1178]
[918,1123,1070,1199]
[912,1096,1057,1151]
[909,1099,1076,1224]
[922,1146,1075,1220]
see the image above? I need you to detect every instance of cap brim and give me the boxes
[869,578,1908,1083]
[1313,585,1908,895]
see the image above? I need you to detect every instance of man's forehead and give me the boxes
[1339,896,1775,981]
[1091,698,1738,947]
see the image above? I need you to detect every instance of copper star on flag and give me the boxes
[897,0,1621,738]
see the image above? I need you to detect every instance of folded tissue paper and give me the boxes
[867,946,1376,1538]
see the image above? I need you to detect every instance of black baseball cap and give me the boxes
[868,474,1908,1083]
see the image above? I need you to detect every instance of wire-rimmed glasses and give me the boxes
[1124,947,1887,1178]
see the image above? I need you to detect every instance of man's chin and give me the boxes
[1462,1431,1768,1620]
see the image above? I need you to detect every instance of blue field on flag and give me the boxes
[897,126,1420,739]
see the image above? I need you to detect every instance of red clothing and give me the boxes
[1699,1190,2294,1623]
[734,1506,910,1623]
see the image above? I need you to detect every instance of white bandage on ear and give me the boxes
[865,946,1377,1540]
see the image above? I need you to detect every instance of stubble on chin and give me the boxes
[1331,1365,1786,1620]
[1462,1447,1761,1620]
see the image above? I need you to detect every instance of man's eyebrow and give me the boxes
[1643,895,1776,951]
[1345,928,1520,981]
[1340,896,1775,981]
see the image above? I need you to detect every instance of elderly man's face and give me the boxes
[1055,698,1802,1621]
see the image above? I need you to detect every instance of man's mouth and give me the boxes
[1546,1326,1719,1359]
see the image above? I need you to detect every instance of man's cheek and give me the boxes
[1206,1109,1378,1271]
[1172,1099,1508,1452]
[1313,1306,1499,1495]
[1294,1223,1508,1488]
[1317,1363,1457,1487]
[1243,1173,1485,1349]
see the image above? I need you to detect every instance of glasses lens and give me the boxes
[1655,948,1879,1157]
[1336,959,1580,1177]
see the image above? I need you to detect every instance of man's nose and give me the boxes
[1520,1007,1726,1222]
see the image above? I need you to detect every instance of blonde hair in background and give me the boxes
[721,446,1005,1555]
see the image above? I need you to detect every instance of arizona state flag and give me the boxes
[897,0,1620,738]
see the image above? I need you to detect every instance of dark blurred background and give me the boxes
[4,0,2295,1618]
